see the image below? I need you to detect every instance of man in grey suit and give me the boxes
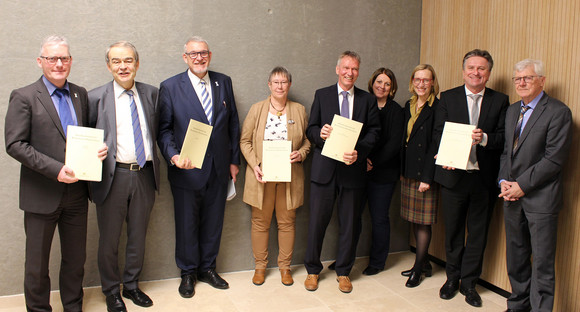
[88,41,159,312]
[5,35,107,312]
[498,59,572,312]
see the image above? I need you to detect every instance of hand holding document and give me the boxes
[262,140,292,182]
[179,119,213,169]
[65,125,104,181]
[321,114,363,163]
[435,121,476,170]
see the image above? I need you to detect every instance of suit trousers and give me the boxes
[171,165,227,275]
[441,171,497,289]
[504,203,558,312]
[251,182,296,270]
[24,183,88,312]
[304,177,364,276]
[96,166,155,296]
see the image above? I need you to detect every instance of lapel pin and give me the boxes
[288,119,295,124]
[215,81,219,87]
[74,92,78,98]
[223,100,226,107]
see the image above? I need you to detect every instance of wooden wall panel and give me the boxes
[420,1,580,311]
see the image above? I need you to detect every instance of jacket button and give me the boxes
[418,157,421,161]
[418,143,422,147]
[417,172,421,176]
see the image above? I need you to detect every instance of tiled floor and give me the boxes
[0,252,508,311]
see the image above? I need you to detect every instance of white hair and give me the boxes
[183,35,209,53]
[39,35,69,56]
[514,59,545,76]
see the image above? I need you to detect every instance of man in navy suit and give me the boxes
[303,51,380,293]
[88,41,159,312]
[499,59,572,312]
[157,36,240,298]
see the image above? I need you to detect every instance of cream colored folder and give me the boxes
[65,125,104,182]
[179,119,213,169]
[321,114,363,163]
[435,121,475,170]
[262,140,292,182]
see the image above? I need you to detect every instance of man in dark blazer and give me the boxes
[5,36,107,312]
[88,41,159,312]
[157,36,240,298]
[498,59,572,312]
[433,49,509,307]
[303,51,380,293]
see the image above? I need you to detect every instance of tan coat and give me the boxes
[240,97,311,210]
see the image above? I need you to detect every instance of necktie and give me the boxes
[340,91,349,118]
[200,80,213,125]
[54,88,74,136]
[126,90,146,167]
[512,105,531,152]
[468,94,481,165]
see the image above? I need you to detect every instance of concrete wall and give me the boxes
[0,0,421,295]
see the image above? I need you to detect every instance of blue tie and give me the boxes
[54,88,74,136]
[200,80,213,125]
[125,90,146,167]
[340,91,349,118]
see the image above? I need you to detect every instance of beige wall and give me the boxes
[420,1,580,311]
[0,1,422,296]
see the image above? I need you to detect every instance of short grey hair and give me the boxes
[105,41,139,63]
[39,35,69,56]
[268,66,292,83]
[184,36,209,53]
[514,59,545,77]
[337,51,361,67]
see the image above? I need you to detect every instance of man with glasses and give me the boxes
[88,41,160,312]
[433,49,509,307]
[5,35,107,311]
[498,59,572,312]
[157,36,240,298]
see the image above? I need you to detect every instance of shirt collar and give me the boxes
[464,85,485,97]
[523,91,544,110]
[188,70,209,85]
[337,83,353,96]
[112,80,137,99]
[42,76,69,96]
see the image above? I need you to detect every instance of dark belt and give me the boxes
[116,161,152,171]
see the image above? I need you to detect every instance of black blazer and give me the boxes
[433,86,509,189]
[368,99,404,184]
[401,98,439,184]
[306,84,380,188]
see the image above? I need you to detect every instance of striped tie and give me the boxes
[125,90,146,167]
[200,80,212,125]
[512,105,531,153]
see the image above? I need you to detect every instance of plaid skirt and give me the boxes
[400,177,439,225]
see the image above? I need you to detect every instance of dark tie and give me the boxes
[54,88,74,136]
[200,80,213,125]
[513,105,531,152]
[468,94,481,165]
[340,91,349,118]
[125,90,146,167]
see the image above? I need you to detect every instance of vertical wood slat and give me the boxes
[419,1,580,310]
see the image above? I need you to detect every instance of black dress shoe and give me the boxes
[405,271,422,288]
[401,262,432,277]
[328,261,336,270]
[362,266,382,275]
[439,279,460,300]
[198,269,229,289]
[105,293,127,312]
[178,274,195,298]
[460,287,482,307]
[122,288,153,307]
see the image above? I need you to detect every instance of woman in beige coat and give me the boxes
[240,66,310,286]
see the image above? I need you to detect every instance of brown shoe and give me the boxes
[280,269,293,286]
[252,269,266,286]
[304,274,319,291]
[337,276,352,293]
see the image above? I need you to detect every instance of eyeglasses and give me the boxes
[40,56,72,64]
[512,76,540,84]
[110,57,135,66]
[412,78,432,85]
[270,81,289,87]
[184,50,210,59]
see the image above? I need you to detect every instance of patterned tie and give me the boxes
[340,91,349,118]
[54,88,74,136]
[125,90,146,167]
[200,80,213,125]
[468,94,481,165]
[512,105,531,153]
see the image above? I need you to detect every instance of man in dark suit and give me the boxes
[498,59,572,312]
[157,36,240,298]
[303,51,380,293]
[5,35,107,312]
[433,49,509,307]
[88,41,159,312]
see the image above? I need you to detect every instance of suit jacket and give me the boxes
[498,93,572,213]
[401,98,439,184]
[5,77,89,213]
[368,99,404,184]
[434,86,509,189]
[240,97,311,209]
[157,70,240,190]
[306,84,380,188]
[87,81,161,205]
